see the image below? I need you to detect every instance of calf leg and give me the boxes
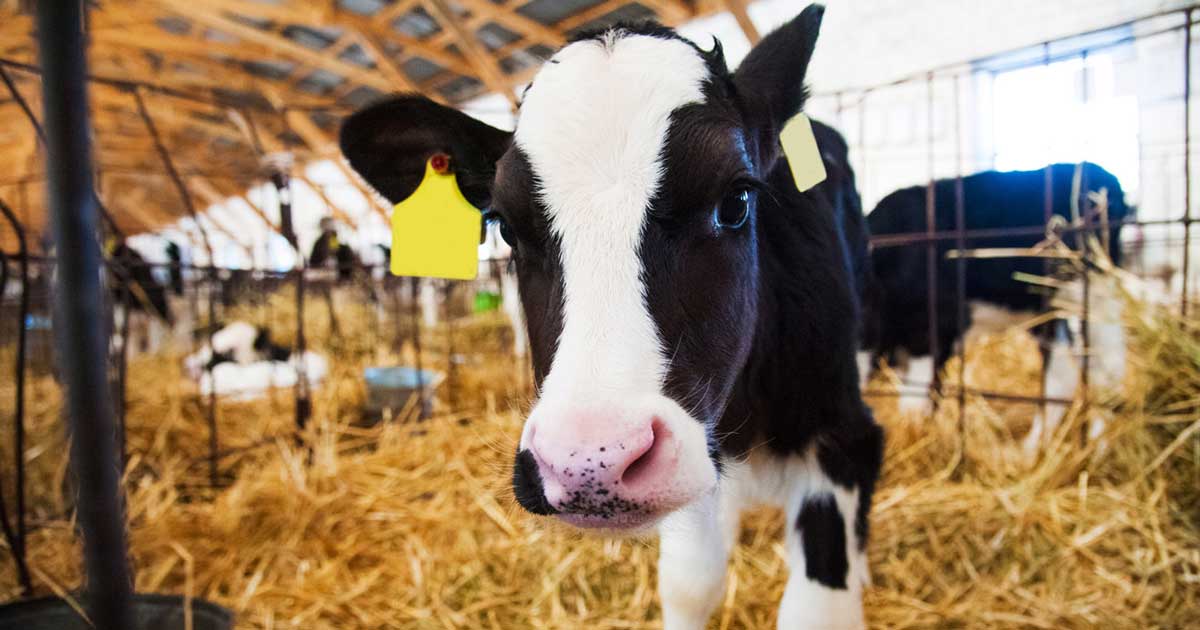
[1024,322,1079,454]
[778,433,881,630]
[658,487,739,630]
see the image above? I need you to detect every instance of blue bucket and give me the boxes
[363,366,441,422]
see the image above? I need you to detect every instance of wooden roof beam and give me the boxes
[422,0,517,108]
[452,0,566,49]
[297,175,360,229]
[641,0,695,25]
[154,0,396,93]
[330,10,475,79]
[283,109,391,222]
[721,0,760,44]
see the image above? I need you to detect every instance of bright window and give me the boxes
[976,33,1139,195]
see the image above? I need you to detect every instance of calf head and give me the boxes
[341,5,826,532]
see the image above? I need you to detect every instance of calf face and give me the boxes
[341,6,826,532]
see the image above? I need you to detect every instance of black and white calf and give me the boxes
[109,240,172,324]
[341,6,882,628]
[862,162,1130,441]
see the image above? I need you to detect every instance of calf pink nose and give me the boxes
[529,418,677,514]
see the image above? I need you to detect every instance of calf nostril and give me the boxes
[619,420,665,489]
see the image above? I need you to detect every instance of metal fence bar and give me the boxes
[952,75,968,450]
[1079,54,1094,447]
[0,198,33,596]
[36,1,133,626]
[411,278,430,420]
[1184,8,1194,317]
[924,72,941,397]
[0,64,124,240]
[134,87,223,486]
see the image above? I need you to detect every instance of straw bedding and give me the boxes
[0,278,1196,629]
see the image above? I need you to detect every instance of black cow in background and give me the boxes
[861,162,1130,441]
[108,240,172,323]
[309,217,360,281]
[165,241,184,296]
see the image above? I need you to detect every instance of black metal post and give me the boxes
[36,2,134,627]
[134,87,221,485]
[1184,8,1194,316]
[273,171,311,432]
[1079,54,1093,447]
[411,277,429,420]
[952,75,968,450]
[0,64,123,240]
[0,198,33,596]
[924,73,941,399]
[444,282,458,411]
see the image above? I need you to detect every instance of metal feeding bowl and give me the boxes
[363,366,443,423]
[0,595,233,630]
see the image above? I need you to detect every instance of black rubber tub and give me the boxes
[0,594,233,629]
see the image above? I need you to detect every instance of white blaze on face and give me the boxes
[515,32,710,409]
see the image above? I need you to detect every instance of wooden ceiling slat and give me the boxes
[722,0,761,43]
[330,10,476,80]
[298,175,360,229]
[4,0,727,235]
[556,0,633,32]
[153,0,396,93]
[283,109,391,222]
[422,0,517,108]
[453,0,566,48]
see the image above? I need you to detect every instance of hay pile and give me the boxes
[0,278,1196,629]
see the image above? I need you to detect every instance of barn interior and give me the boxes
[0,1,1198,629]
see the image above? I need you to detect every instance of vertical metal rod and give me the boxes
[1040,43,1055,426]
[36,1,133,626]
[274,172,311,432]
[0,64,123,240]
[925,73,941,397]
[952,75,967,448]
[206,272,219,485]
[133,88,221,484]
[116,273,130,469]
[0,198,33,596]
[1079,55,1092,447]
[1183,8,1194,316]
[858,93,868,208]
[444,282,458,411]
[411,278,429,420]
[0,250,28,595]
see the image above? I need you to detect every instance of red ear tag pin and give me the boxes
[430,153,451,174]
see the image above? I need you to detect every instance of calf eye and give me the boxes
[714,189,752,230]
[485,211,517,247]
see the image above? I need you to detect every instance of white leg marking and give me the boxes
[729,452,867,630]
[657,485,740,630]
[1024,336,1079,454]
[778,451,867,630]
[898,355,934,416]
[419,279,438,328]
[855,351,872,390]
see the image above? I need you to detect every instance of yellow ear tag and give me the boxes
[779,113,826,192]
[390,155,481,280]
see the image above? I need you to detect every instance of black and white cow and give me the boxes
[108,241,172,323]
[862,162,1130,440]
[184,321,292,378]
[341,6,882,628]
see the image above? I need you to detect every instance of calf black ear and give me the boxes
[339,95,512,208]
[733,4,824,165]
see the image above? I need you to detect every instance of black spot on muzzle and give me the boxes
[512,449,558,516]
